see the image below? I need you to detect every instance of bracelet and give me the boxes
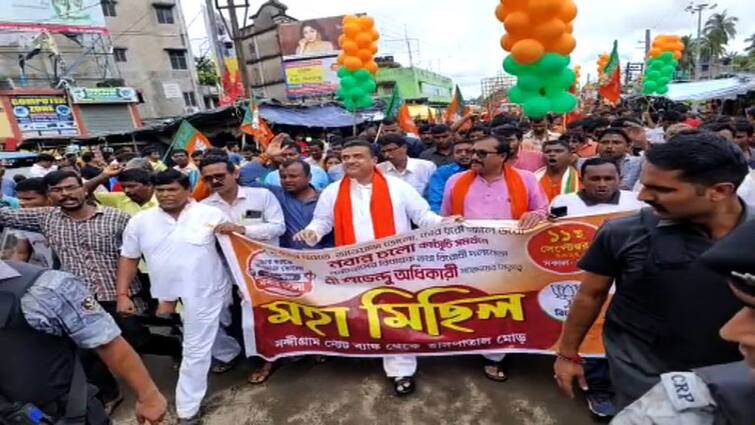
[116,293,130,298]
[556,352,583,365]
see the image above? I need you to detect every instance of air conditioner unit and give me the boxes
[184,106,201,114]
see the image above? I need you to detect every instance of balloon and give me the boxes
[661,65,675,76]
[559,0,578,22]
[344,23,361,38]
[518,73,543,92]
[356,33,373,48]
[550,92,577,113]
[337,67,350,78]
[364,60,379,74]
[536,53,570,75]
[342,40,359,55]
[357,49,373,62]
[368,43,379,54]
[343,56,363,71]
[650,60,664,70]
[356,96,374,109]
[503,55,528,75]
[343,15,359,26]
[533,18,567,41]
[504,12,532,37]
[343,98,356,112]
[340,76,357,89]
[511,39,545,65]
[349,87,366,99]
[371,29,380,41]
[357,15,374,30]
[658,77,671,86]
[647,70,661,80]
[556,67,576,89]
[338,35,346,48]
[361,78,377,94]
[507,85,527,103]
[659,52,674,62]
[337,54,345,66]
[546,33,576,55]
[336,87,348,100]
[649,48,662,58]
[523,96,552,118]
[656,85,669,95]
[673,51,682,60]
[530,0,562,21]
[643,80,658,92]
[352,69,371,81]
[501,34,515,51]
[495,3,508,22]
[565,22,574,34]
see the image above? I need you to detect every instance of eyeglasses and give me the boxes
[471,150,498,159]
[202,174,228,183]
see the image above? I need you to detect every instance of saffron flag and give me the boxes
[383,87,418,135]
[428,107,436,124]
[171,120,211,155]
[444,85,466,124]
[599,41,622,104]
[240,99,274,146]
[219,57,244,107]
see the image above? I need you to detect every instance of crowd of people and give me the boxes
[0,103,754,425]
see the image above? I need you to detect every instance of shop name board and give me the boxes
[69,87,138,104]
[10,96,79,138]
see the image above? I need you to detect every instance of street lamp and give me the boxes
[685,1,717,80]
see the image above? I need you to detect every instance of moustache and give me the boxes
[645,201,668,213]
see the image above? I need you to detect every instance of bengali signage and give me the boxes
[221,213,623,361]
[283,56,340,99]
[10,96,79,138]
[69,87,138,104]
[0,0,108,34]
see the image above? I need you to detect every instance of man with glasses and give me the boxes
[377,134,436,195]
[441,133,548,382]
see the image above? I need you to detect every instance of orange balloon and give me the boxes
[357,15,374,31]
[356,32,373,48]
[559,0,578,22]
[343,56,363,71]
[337,54,345,66]
[504,11,531,37]
[342,15,359,26]
[501,33,515,51]
[533,18,566,40]
[342,40,359,55]
[344,23,361,38]
[365,60,379,74]
[530,0,562,22]
[357,49,373,62]
[565,22,574,33]
[338,35,346,48]
[368,42,379,54]
[500,0,529,16]
[495,3,508,22]
[511,39,545,65]
[673,51,682,60]
[649,48,662,58]
[371,29,380,41]
[546,33,576,55]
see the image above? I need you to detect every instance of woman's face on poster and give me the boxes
[303,26,319,42]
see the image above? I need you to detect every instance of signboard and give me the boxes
[162,82,183,99]
[0,0,108,34]
[277,16,344,61]
[283,56,340,99]
[220,214,622,360]
[10,96,79,138]
[69,87,138,104]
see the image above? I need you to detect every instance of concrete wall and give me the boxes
[376,67,454,105]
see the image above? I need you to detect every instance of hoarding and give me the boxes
[277,16,343,61]
[69,87,138,104]
[10,96,79,138]
[0,0,108,35]
[283,56,340,99]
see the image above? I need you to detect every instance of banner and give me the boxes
[221,214,620,361]
[278,16,343,61]
[9,96,79,138]
[69,87,138,104]
[283,56,340,99]
[0,0,108,34]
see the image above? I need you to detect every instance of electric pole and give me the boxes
[685,1,717,80]
[645,29,651,56]
[215,0,251,97]
[404,25,414,68]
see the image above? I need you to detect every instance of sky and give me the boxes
[181,0,754,98]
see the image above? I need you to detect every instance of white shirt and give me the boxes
[121,201,231,299]
[306,174,442,243]
[29,164,57,178]
[14,230,54,268]
[377,157,437,195]
[738,170,755,206]
[201,186,286,245]
[550,190,645,216]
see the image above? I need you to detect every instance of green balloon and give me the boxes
[658,76,671,86]
[650,60,664,70]
[659,52,674,63]
[522,96,552,118]
[643,81,658,93]
[337,67,350,78]
[353,69,371,82]
[550,92,577,114]
[517,73,543,92]
[647,70,661,80]
[356,96,374,109]
[349,87,365,100]
[336,87,348,100]
[535,53,570,76]
[343,98,356,111]
[340,76,357,90]
[507,85,526,104]
[360,78,377,94]
[656,85,669,95]
[503,55,528,76]
[556,68,576,89]
[661,65,675,76]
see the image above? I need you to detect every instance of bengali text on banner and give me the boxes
[219,213,625,361]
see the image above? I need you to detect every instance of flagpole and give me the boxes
[374,123,384,143]
[352,111,357,137]
[161,120,183,162]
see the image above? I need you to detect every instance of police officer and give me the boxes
[554,133,752,409]
[0,261,167,424]
[612,219,755,424]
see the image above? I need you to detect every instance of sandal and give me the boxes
[248,360,278,384]
[313,355,329,364]
[393,376,416,396]
[483,359,508,382]
[211,356,238,374]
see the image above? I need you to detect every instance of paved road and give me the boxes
[114,354,604,425]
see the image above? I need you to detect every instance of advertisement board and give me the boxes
[283,56,340,99]
[69,87,138,104]
[0,0,108,34]
[278,16,343,61]
[10,96,79,138]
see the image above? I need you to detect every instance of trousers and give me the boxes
[175,291,227,419]
[210,304,241,363]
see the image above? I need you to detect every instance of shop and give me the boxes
[68,86,142,134]
[0,88,80,150]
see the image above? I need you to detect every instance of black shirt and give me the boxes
[80,164,103,180]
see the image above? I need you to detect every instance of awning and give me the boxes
[667,75,755,102]
[259,104,366,128]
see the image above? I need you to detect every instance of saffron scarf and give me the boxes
[333,169,396,246]
[450,166,529,219]
[535,166,581,202]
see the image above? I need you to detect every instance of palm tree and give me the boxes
[703,11,738,61]
[746,33,755,56]
[679,35,696,74]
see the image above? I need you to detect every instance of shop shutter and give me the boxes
[78,104,135,135]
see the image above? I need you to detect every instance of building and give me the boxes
[0,0,202,150]
[376,63,454,107]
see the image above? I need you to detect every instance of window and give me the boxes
[167,49,187,70]
[183,91,198,107]
[113,48,127,62]
[154,5,175,24]
[101,0,117,17]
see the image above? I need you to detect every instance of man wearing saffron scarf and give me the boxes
[535,139,581,203]
[440,132,548,381]
[294,139,443,396]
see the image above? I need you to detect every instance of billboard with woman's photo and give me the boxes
[277,16,343,61]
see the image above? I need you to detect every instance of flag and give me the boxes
[599,41,621,104]
[219,57,244,107]
[427,107,436,124]
[383,89,402,120]
[444,85,465,124]
[171,121,211,155]
[383,87,418,135]
[240,99,274,146]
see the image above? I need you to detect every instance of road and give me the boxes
[114,354,604,425]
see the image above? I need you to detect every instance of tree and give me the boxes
[746,33,755,56]
[679,35,696,74]
[703,11,738,61]
[195,56,219,86]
